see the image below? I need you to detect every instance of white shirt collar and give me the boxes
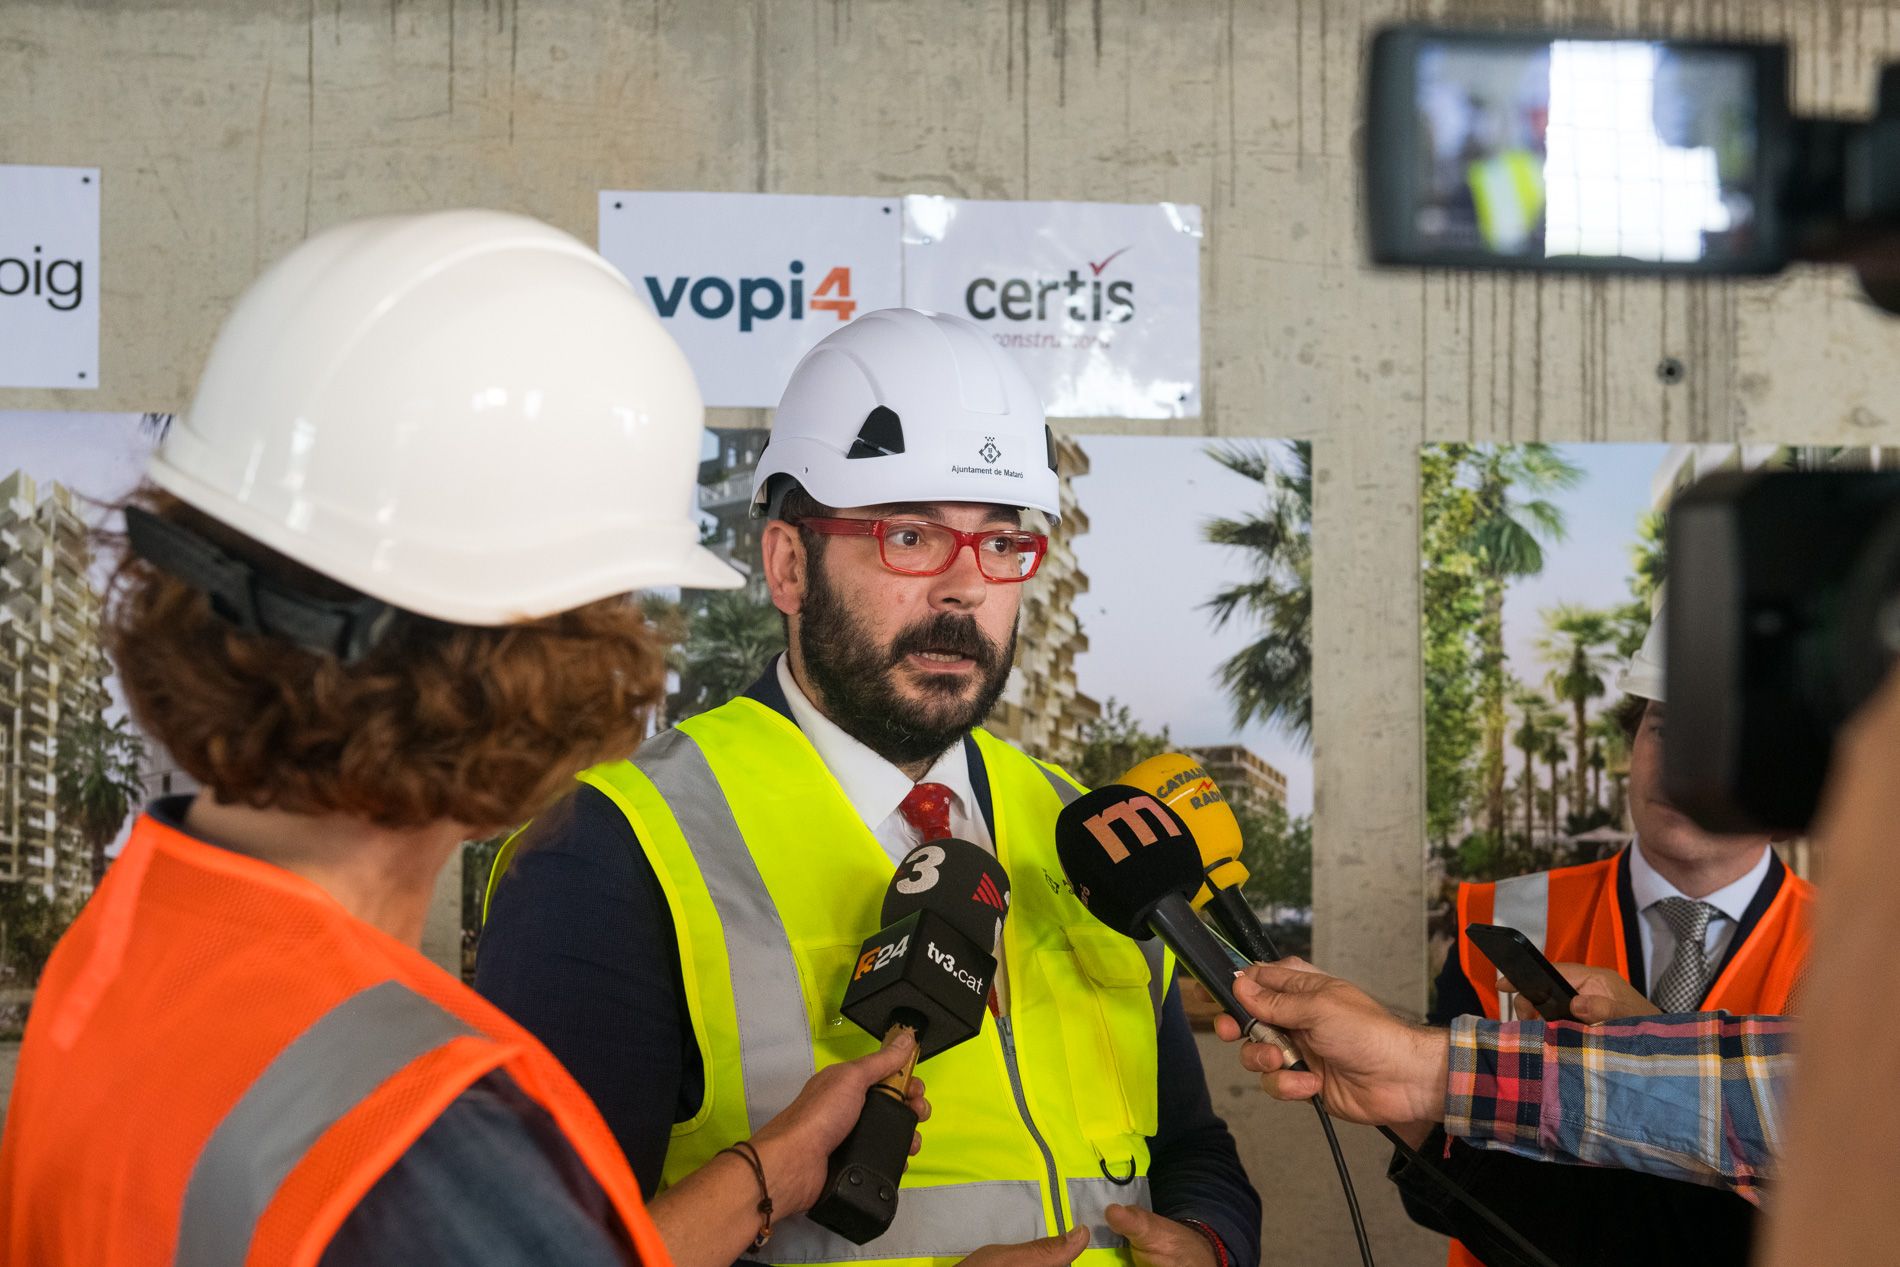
[775,654,976,832]
[1628,837,1772,926]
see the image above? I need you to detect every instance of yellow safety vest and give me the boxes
[524,697,1171,1267]
[1467,149,1545,253]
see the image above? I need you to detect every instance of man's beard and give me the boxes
[796,558,1017,769]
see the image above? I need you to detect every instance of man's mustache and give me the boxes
[887,615,1001,672]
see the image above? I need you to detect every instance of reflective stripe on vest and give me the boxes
[1490,871,1549,952]
[769,1180,1047,1263]
[175,980,475,1267]
[635,726,815,1136]
[1067,1176,1153,1250]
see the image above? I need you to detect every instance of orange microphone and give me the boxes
[1120,753,1282,963]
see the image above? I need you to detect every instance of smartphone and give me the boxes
[1364,25,1792,274]
[1464,923,1579,1021]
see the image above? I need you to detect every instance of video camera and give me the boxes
[1364,25,1900,833]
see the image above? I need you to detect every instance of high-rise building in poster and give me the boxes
[986,435,1098,766]
[0,470,110,901]
[698,428,771,599]
[1190,743,1289,813]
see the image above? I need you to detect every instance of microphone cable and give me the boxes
[1241,924,1559,1267]
[1310,1098,1376,1267]
[1240,924,1376,1267]
[1376,1125,1560,1267]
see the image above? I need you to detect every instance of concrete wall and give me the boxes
[6,1,1900,1261]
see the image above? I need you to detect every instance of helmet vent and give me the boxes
[1045,425,1059,474]
[846,406,906,459]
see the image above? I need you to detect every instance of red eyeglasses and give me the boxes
[790,516,1049,582]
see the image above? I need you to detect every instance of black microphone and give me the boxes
[1054,785,1303,1068]
[807,839,1011,1244]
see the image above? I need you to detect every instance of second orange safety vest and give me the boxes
[1442,847,1812,1267]
[0,811,671,1267]
[1454,847,1812,1022]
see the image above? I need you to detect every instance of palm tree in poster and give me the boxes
[1540,730,1567,850]
[1202,440,1312,751]
[1510,689,1563,845]
[1591,710,1634,825]
[1630,509,1668,607]
[675,589,786,719]
[1541,604,1616,818]
[1463,445,1582,849]
[53,712,146,888]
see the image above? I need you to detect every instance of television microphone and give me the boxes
[1121,753,1283,963]
[806,838,1011,1245]
[1053,785,1302,1069]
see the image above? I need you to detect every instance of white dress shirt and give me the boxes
[775,655,994,864]
[777,656,1010,1009]
[1628,837,1772,997]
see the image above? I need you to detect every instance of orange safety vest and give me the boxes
[0,812,672,1267]
[1443,847,1812,1267]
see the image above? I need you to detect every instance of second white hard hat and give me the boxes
[150,209,741,626]
[750,307,1062,521]
[1617,602,1666,702]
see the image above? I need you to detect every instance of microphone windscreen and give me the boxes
[881,837,1012,950]
[1120,753,1248,896]
[1055,785,1204,938]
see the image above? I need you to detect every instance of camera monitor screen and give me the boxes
[1367,30,1789,273]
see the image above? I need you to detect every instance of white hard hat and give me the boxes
[1618,602,1666,702]
[150,209,741,628]
[750,307,1061,521]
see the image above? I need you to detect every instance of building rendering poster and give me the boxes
[0,410,159,1026]
[1416,442,1865,966]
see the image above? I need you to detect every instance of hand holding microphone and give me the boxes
[1213,960,1451,1132]
[806,838,1012,1244]
[1053,784,1304,1069]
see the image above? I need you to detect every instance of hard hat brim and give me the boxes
[671,545,748,591]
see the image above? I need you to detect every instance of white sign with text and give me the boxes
[901,197,1203,418]
[0,165,100,390]
[599,191,904,408]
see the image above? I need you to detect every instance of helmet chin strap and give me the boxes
[125,506,403,666]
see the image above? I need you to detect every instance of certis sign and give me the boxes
[902,196,1203,419]
[0,165,100,390]
[598,192,902,408]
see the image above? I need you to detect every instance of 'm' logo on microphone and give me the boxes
[1083,794,1182,862]
[972,874,1007,911]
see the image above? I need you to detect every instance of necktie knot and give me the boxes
[899,782,955,843]
[1655,896,1715,944]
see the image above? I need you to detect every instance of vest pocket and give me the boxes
[793,938,881,1070]
[1037,926,1162,1143]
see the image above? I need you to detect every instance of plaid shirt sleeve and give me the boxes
[1441,1013,1796,1206]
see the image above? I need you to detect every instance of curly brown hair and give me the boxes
[106,493,668,831]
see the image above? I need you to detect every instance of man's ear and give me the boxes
[761,520,805,618]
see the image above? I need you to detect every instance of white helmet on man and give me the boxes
[1617,601,1667,702]
[749,307,1061,521]
[149,209,740,632]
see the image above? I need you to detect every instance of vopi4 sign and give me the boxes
[598,192,903,408]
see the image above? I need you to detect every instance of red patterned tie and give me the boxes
[898,782,955,842]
